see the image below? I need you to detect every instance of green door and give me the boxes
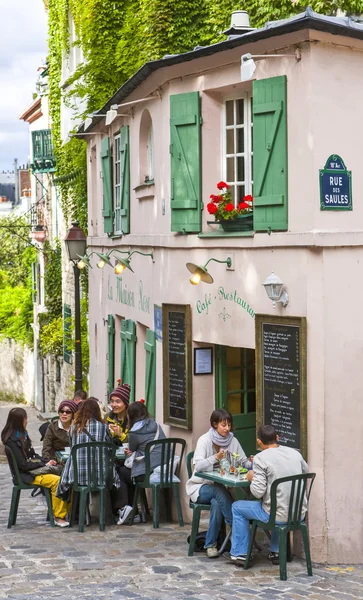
[215,345,256,456]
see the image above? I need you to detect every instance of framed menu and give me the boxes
[256,315,307,459]
[162,304,192,429]
[194,347,213,375]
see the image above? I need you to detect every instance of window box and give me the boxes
[218,213,253,232]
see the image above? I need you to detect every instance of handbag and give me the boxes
[31,464,63,476]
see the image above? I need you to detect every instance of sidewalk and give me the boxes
[0,402,362,600]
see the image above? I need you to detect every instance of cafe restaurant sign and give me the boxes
[319,154,352,211]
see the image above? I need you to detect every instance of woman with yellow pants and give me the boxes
[1,407,70,527]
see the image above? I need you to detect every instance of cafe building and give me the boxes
[78,9,363,563]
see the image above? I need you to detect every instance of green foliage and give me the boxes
[43,240,62,320]
[0,214,35,287]
[39,316,63,357]
[0,273,34,347]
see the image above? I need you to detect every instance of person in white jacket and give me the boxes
[186,409,252,558]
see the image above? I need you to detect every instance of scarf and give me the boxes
[209,427,234,449]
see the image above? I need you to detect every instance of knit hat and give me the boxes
[58,400,78,413]
[109,383,131,406]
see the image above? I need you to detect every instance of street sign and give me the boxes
[320,154,352,211]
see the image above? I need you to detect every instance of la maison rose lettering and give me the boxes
[196,286,255,318]
[107,276,150,314]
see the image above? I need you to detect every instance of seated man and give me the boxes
[225,424,308,566]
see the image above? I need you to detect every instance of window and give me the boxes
[224,95,253,205]
[226,347,256,417]
[114,134,122,234]
[139,110,154,183]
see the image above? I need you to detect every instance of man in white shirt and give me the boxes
[225,424,308,566]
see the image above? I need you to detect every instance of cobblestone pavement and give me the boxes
[0,403,362,600]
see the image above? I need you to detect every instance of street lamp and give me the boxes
[64,221,87,391]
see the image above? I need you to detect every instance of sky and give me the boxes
[0,0,48,172]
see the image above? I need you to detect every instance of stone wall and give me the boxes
[0,339,34,404]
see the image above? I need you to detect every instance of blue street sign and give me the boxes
[320,154,352,210]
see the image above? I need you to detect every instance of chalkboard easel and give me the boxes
[256,315,307,459]
[162,304,192,430]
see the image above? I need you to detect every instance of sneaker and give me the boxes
[223,551,254,566]
[54,518,70,528]
[117,505,133,525]
[268,551,279,565]
[133,514,142,524]
[206,545,219,558]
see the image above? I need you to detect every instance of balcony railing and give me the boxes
[31,130,56,173]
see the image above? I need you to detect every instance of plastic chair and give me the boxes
[132,438,186,529]
[186,451,213,556]
[244,472,316,580]
[69,441,116,532]
[5,446,55,528]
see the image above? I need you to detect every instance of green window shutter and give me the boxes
[144,329,156,418]
[170,92,201,233]
[63,303,72,364]
[120,125,130,234]
[107,315,115,396]
[252,76,288,232]
[214,345,227,409]
[120,319,136,402]
[101,136,113,235]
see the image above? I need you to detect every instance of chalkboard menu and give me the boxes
[162,304,192,429]
[256,315,307,459]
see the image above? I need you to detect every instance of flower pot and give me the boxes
[219,213,253,232]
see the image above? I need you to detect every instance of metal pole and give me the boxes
[73,264,83,391]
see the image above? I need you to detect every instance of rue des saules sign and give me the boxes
[319,154,352,211]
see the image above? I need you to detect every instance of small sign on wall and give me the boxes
[320,154,352,211]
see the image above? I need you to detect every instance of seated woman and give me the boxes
[114,401,165,525]
[42,400,78,462]
[56,397,120,501]
[1,407,70,527]
[106,383,130,445]
[186,408,252,558]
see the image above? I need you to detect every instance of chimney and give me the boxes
[224,10,255,37]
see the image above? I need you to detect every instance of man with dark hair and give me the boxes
[224,424,308,567]
[73,389,87,405]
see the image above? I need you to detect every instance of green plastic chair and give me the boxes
[69,441,116,532]
[5,446,55,528]
[244,472,316,580]
[186,451,213,556]
[132,438,186,529]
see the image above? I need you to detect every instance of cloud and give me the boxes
[0,0,48,171]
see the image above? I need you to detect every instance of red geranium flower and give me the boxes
[217,181,228,190]
[243,194,253,202]
[225,203,235,212]
[239,201,249,210]
[207,202,218,215]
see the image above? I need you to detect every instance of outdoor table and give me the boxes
[55,448,126,463]
[194,470,253,555]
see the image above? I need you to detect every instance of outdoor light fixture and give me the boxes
[95,252,115,269]
[241,49,301,82]
[113,250,154,275]
[76,250,99,269]
[262,271,289,308]
[186,257,232,285]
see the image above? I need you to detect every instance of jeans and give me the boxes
[197,483,233,548]
[231,500,284,556]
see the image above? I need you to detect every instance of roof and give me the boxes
[81,7,363,134]
[19,97,42,123]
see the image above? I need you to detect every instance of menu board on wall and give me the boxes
[256,315,307,459]
[162,304,192,429]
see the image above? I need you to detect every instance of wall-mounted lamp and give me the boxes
[262,271,289,308]
[76,250,100,269]
[186,257,232,285]
[114,250,154,274]
[105,110,130,126]
[241,49,301,82]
